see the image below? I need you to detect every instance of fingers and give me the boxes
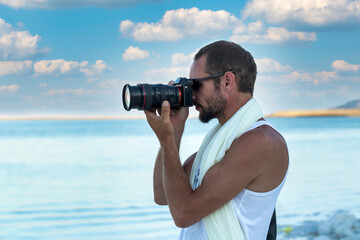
[160,101,170,123]
[144,109,158,122]
[144,109,157,117]
[145,101,171,123]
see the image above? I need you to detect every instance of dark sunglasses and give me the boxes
[189,69,240,82]
[175,69,240,90]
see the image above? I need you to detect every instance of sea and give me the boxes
[0,117,360,240]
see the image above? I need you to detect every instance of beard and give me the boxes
[198,93,227,123]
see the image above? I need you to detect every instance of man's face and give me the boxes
[190,56,227,123]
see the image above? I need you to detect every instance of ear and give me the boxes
[223,71,236,93]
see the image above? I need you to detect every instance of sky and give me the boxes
[0,0,359,117]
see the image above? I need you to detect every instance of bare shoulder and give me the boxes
[248,124,287,154]
[231,123,287,156]
[228,123,289,192]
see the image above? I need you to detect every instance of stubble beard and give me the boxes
[198,92,227,123]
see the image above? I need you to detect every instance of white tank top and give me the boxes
[179,120,288,240]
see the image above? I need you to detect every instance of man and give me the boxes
[144,40,289,239]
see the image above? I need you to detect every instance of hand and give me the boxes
[166,81,189,128]
[145,101,175,146]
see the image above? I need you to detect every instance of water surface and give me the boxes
[1,117,359,239]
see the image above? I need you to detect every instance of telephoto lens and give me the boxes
[122,84,182,111]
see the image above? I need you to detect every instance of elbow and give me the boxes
[174,218,191,228]
[153,198,195,228]
[154,196,168,206]
[172,208,196,228]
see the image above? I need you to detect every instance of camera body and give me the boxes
[122,77,198,111]
[173,77,195,108]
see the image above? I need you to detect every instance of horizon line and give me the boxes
[0,115,201,121]
[1,108,359,120]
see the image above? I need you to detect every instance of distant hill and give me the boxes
[333,99,360,109]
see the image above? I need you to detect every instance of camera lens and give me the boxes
[122,84,143,111]
[122,83,182,111]
[124,85,131,109]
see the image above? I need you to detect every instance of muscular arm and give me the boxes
[162,129,286,228]
[153,121,190,205]
[151,101,191,205]
[153,148,166,205]
[146,101,288,228]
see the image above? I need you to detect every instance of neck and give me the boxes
[217,93,253,125]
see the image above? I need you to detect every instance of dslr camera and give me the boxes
[122,78,200,111]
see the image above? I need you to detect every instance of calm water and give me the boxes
[1,117,360,239]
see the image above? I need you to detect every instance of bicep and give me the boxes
[182,138,266,225]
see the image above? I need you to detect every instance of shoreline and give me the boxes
[0,115,200,121]
[0,116,146,121]
[1,109,360,120]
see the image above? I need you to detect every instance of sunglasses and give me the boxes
[175,69,240,90]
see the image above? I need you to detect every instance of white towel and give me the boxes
[190,98,263,240]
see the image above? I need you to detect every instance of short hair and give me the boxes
[194,40,257,95]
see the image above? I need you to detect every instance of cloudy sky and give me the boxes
[0,0,359,117]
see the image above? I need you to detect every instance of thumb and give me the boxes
[160,101,170,122]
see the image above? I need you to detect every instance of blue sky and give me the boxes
[0,0,359,117]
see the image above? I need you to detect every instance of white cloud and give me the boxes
[0,60,32,76]
[313,71,338,84]
[234,20,265,34]
[120,21,182,41]
[43,88,94,96]
[243,0,360,28]
[0,0,162,9]
[80,60,112,76]
[0,84,20,93]
[0,18,49,60]
[230,26,317,46]
[331,60,360,72]
[119,20,135,36]
[33,59,110,76]
[119,7,239,41]
[277,71,314,84]
[122,46,150,61]
[34,59,88,75]
[171,50,197,66]
[119,7,318,46]
[256,58,292,73]
[259,59,360,85]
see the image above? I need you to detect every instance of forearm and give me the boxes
[162,136,193,226]
[146,101,190,215]
[173,123,185,149]
[153,123,185,205]
[153,147,167,205]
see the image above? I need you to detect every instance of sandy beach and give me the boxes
[267,108,360,118]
